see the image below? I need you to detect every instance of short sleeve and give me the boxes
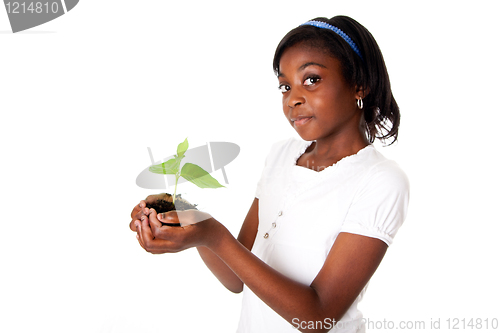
[340,160,410,246]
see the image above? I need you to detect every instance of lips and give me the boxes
[291,116,313,126]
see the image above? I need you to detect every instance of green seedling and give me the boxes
[149,138,224,204]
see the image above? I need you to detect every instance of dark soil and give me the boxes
[146,193,197,227]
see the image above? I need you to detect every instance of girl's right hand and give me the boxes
[129,193,168,231]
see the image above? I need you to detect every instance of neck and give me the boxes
[308,124,369,166]
[314,138,368,164]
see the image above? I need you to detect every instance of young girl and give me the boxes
[130,15,409,333]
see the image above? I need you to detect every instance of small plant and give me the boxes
[149,138,224,205]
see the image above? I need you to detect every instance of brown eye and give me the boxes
[304,76,321,86]
[278,84,290,93]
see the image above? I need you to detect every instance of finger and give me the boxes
[150,220,178,240]
[136,232,145,250]
[133,220,146,249]
[132,206,149,222]
[174,210,212,227]
[130,219,138,232]
[145,193,166,204]
[157,210,178,222]
[136,216,145,244]
[136,216,173,254]
[131,201,148,229]
[147,208,163,237]
[131,204,141,218]
[131,211,146,231]
[139,200,147,209]
[140,215,184,253]
[139,215,156,252]
[130,204,142,230]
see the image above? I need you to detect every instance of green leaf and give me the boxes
[177,138,189,158]
[180,163,225,189]
[149,158,179,175]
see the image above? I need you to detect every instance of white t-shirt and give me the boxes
[236,138,410,333]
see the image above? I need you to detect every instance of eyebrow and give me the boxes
[277,62,327,77]
[299,62,327,71]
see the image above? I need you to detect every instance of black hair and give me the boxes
[273,16,400,145]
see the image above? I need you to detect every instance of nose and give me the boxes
[286,88,305,108]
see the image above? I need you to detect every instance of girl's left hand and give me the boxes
[134,209,221,254]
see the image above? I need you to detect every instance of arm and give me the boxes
[136,211,387,333]
[130,195,259,293]
[211,228,387,332]
[195,198,259,293]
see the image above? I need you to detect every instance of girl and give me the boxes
[130,15,409,333]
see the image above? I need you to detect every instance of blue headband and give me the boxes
[300,20,363,61]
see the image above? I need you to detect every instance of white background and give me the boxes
[1,1,499,332]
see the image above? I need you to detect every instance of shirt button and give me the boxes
[264,233,269,239]
[278,211,283,216]
[272,222,276,228]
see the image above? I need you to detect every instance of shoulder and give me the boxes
[373,150,409,192]
[352,146,410,200]
[269,137,308,153]
[341,147,410,245]
[264,137,311,165]
[356,146,409,191]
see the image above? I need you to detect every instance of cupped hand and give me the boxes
[135,208,221,254]
[129,193,168,231]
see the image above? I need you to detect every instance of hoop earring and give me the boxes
[356,98,363,110]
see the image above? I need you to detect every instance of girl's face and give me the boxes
[278,43,363,143]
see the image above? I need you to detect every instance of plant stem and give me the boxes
[173,173,180,205]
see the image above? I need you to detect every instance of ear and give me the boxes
[355,85,370,99]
